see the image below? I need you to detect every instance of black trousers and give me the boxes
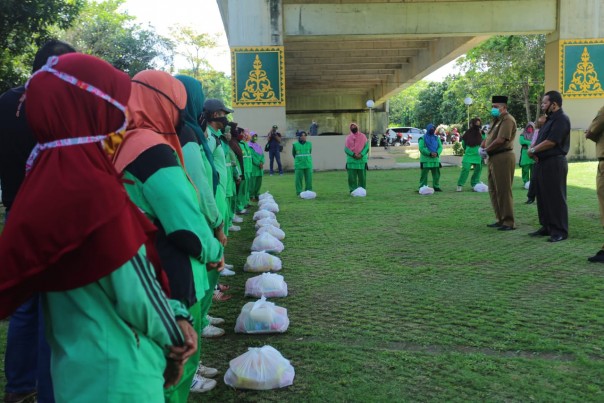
[527,168,536,200]
[534,155,568,237]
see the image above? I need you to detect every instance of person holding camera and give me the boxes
[266,125,283,175]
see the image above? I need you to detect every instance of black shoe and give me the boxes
[587,250,604,262]
[498,225,516,231]
[529,228,549,237]
[487,222,503,228]
[525,198,535,205]
[547,234,567,243]
[434,188,442,192]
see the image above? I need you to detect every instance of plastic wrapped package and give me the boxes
[258,191,274,201]
[351,187,366,197]
[234,296,289,334]
[418,186,434,195]
[224,346,295,390]
[259,201,279,213]
[251,232,284,253]
[255,217,280,229]
[256,225,285,241]
[243,251,282,273]
[245,272,288,297]
[473,182,489,193]
[253,210,276,221]
[299,190,317,199]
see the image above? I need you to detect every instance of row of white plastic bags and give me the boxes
[225,191,295,390]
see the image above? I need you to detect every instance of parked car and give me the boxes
[388,127,422,145]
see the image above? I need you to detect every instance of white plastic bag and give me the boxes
[473,182,489,193]
[258,192,274,201]
[524,181,530,190]
[299,190,317,199]
[235,296,289,334]
[245,272,288,297]
[256,225,285,240]
[253,210,276,221]
[419,185,434,195]
[255,217,280,229]
[259,201,279,213]
[251,232,284,253]
[350,187,367,197]
[224,345,295,390]
[243,251,282,273]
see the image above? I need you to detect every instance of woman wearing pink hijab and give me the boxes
[344,122,369,193]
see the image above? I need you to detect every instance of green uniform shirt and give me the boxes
[250,146,265,177]
[240,141,253,178]
[292,141,313,169]
[461,135,485,165]
[345,141,369,169]
[207,126,228,195]
[518,135,535,166]
[418,135,443,167]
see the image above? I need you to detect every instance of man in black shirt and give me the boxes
[527,90,571,242]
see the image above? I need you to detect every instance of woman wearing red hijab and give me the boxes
[344,122,369,193]
[0,53,195,402]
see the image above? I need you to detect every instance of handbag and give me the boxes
[264,142,270,152]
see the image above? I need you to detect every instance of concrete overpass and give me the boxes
[216,0,604,168]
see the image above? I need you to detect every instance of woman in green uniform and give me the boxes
[519,122,536,186]
[237,129,253,210]
[248,132,265,201]
[418,123,443,191]
[344,122,369,192]
[292,131,313,195]
[457,117,485,191]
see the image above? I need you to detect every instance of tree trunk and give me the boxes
[522,80,531,124]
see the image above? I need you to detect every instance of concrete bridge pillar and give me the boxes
[544,0,604,128]
[217,0,287,135]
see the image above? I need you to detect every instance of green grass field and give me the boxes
[2,162,604,402]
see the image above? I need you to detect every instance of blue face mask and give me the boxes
[491,107,500,118]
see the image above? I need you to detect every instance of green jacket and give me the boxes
[418,135,443,168]
[250,146,265,177]
[207,126,228,196]
[292,141,313,169]
[461,135,485,165]
[519,135,535,166]
[345,141,369,169]
[240,140,253,178]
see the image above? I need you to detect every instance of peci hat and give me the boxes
[203,98,233,114]
[491,95,508,104]
[272,125,278,129]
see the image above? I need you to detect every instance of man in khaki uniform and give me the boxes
[483,95,517,231]
[585,105,604,262]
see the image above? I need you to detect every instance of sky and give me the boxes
[120,0,457,81]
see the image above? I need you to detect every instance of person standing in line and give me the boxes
[527,90,571,242]
[309,120,319,136]
[248,132,265,202]
[585,104,604,261]
[0,39,76,403]
[236,129,253,212]
[519,122,536,187]
[525,115,546,204]
[456,117,485,192]
[483,95,517,231]
[292,131,313,196]
[0,53,197,403]
[267,125,283,175]
[344,122,369,193]
[418,123,443,192]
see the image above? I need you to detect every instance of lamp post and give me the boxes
[366,99,374,155]
[464,97,473,130]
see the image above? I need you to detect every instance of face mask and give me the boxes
[300,139,306,144]
[351,128,358,133]
[490,108,500,118]
[209,116,229,128]
[251,136,257,143]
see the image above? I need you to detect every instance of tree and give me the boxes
[388,81,429,127]
[0,0,83,91]
[170,25,221,80]
[59,0,173,76]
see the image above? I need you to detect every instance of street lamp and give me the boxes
[464,97,473,130]
[366,100,375,155]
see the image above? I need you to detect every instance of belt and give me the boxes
[295,154,311,158]
[488,148,512,157]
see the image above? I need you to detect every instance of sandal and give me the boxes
[217,284,230,292]
[212,290,232,302]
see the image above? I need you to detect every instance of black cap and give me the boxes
[203,98,233,114]
[492,95,508,104]
[272,125,278,129]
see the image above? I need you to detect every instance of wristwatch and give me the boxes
[529,147,536,153]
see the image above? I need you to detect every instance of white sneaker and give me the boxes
[224,263,234,270]
[456,186,462,192]
[232,215,243,223]
[207,315,225,326]
[190,373,217,393]
[202,324,225,338]
[196,363,219,378]
[237,209,248,214]
[228,225,241,232]
[220,268,235,276]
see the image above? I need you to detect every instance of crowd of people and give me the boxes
[0,40,269,403]
[2,39,604,403]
